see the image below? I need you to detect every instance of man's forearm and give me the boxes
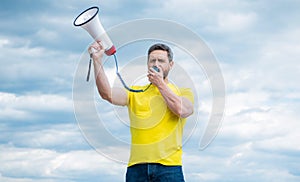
[93,60,113,103]
[158,83,193,118]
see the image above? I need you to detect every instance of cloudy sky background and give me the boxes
[1,0,300,181]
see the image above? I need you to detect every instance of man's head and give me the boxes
[148,43,173,62]
[147,43,174,79]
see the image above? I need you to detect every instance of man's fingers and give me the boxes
[97,41,103,47]
[148,68,157,75]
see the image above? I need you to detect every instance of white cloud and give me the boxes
[35,28,60,43]
[3,124,85,150]
[0,38,10,47]
[141,0,258,34]
[0,92,72,120]
[189,172,220,181]
[225,91,270,116]
[217,12,257,32]
[183,141,300,181]
[219,89,300,156]
[0,146,125,181]
[0,35,79,95]
[256,29,300,90]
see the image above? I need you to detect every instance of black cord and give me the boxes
[86,53,151,92]
[86,55,92,82]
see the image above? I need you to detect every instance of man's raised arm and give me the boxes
[89,41,128,106]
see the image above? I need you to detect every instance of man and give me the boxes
[89,42,194,182]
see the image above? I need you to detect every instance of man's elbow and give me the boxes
[179,100,194,118]
[100,93,113,104]
[179,108,194,118]
[173,104,193,118]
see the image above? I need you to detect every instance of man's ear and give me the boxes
[170,60,174,69]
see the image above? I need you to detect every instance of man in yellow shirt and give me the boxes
[89,42,194,182]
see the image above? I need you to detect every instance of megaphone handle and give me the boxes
[86,55,92,82]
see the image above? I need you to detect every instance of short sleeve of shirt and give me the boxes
[179,88,194,104]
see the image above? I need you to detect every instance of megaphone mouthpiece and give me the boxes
[73,6,116,56]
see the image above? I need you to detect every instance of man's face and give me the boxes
[147,50,174,79]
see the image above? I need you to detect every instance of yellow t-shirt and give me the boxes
[127,83,194,167]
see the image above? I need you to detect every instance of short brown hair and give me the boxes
[147,43,173,62]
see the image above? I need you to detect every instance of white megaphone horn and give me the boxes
[73,6,116,56]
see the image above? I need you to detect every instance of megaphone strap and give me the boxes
[86,53,151,92]
[113,54,152,93]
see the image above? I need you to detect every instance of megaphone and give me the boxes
[73,6,116,56]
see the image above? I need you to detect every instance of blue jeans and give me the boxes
[126,163,185,182]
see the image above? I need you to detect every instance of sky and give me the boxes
[1,0,300,181]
